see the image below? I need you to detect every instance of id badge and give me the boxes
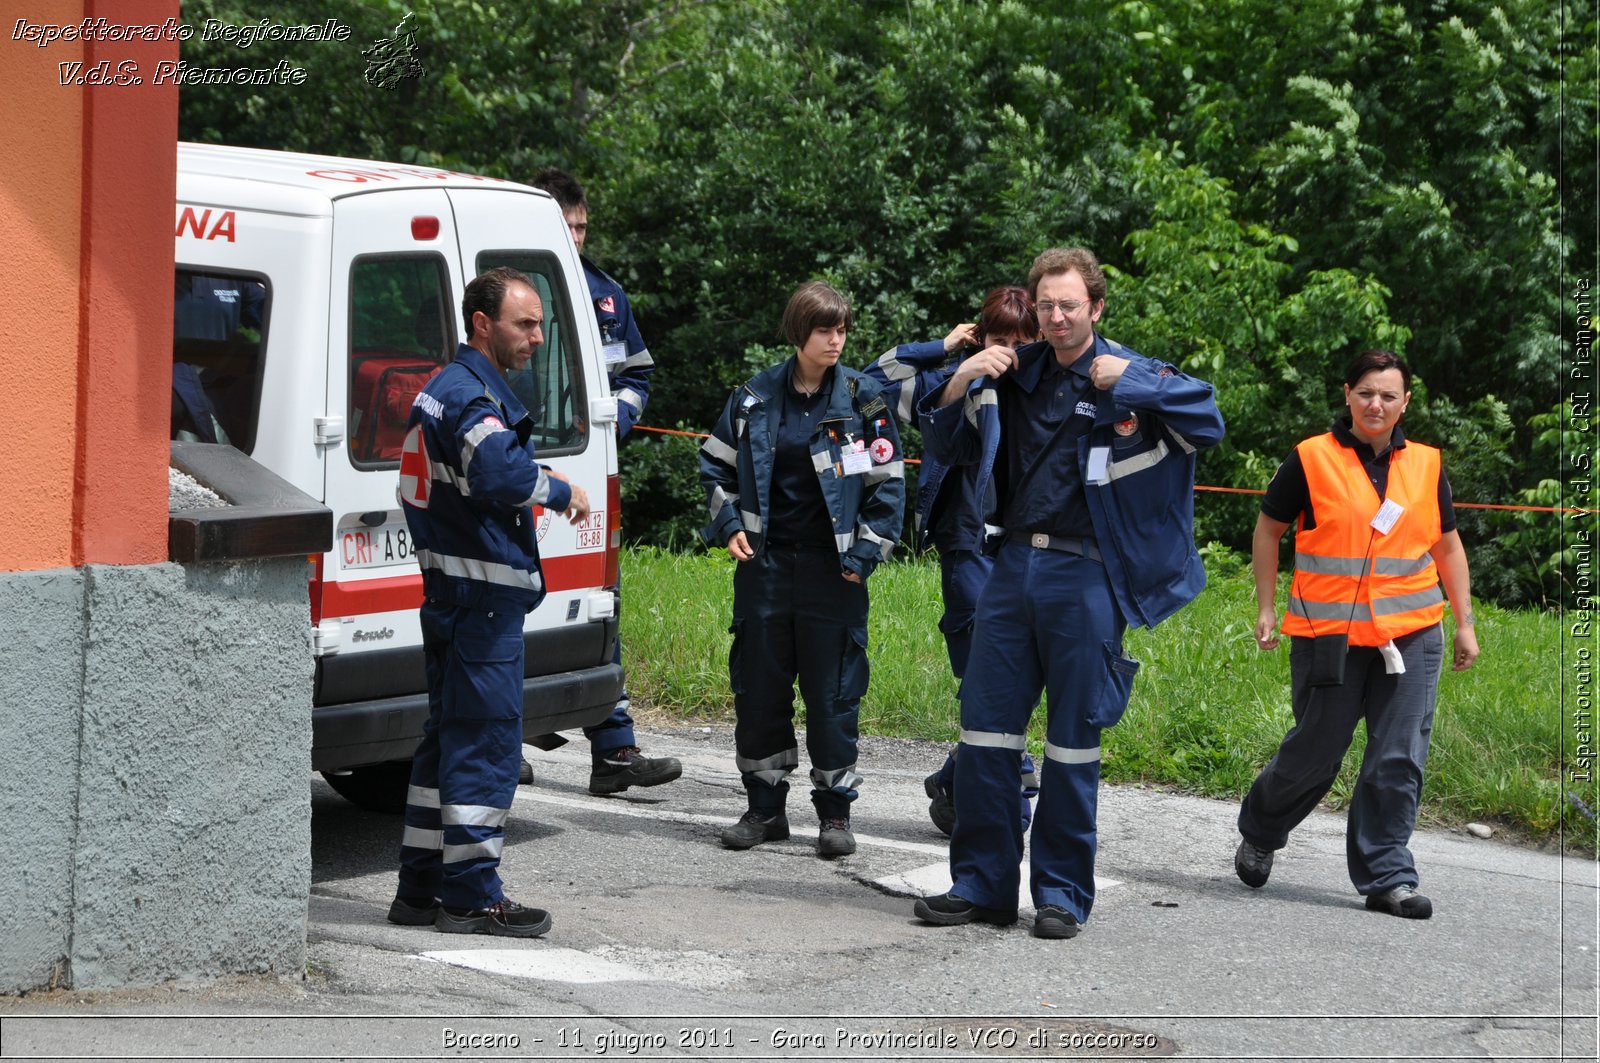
[602,341,628,366]
[1371,499,1404,534]
[1086,446,1111,485]
[840,448,873,476]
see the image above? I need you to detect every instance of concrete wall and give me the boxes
[0,559,312,992]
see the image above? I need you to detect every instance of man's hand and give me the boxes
[1089,354,1130,391]
[546,470,590,524]
[943,322,978,353]
[727,530,754,562]
[1254,607,1280,651]
[937,344,1017,407]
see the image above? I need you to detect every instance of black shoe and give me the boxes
[435,898,552,937]
[1365,884,1433,919]
[924,773,955,836]
[386,895,438,926]
[1234,839,1274,888]
[818,817,856,857]
[518,758,534,785]
[720,810,790,849]
[589,745,683,794]
[1032,905,1081,939]
[913,892,1017,927]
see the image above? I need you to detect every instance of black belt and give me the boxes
[1007,531,1102,563]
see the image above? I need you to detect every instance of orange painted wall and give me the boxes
[0,1,179,572]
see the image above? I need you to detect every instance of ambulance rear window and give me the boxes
[171,268,270,454]
[347,254,453,468]
[475,251,588,456]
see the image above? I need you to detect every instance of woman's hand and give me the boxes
[1255,607,1280,651]
[727,530,754,562]
[1452,625,1479,671]
[943,322,978,353]
[841,569,862,584]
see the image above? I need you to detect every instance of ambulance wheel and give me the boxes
[321,761,412,814]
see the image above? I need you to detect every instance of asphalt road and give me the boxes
[2,724,1595,1062]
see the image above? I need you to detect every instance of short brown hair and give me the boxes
[1028,247,1106,304]
[782,280,853,347]
[462,265,534,336]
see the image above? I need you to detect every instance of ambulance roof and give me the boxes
[177,142,549,217]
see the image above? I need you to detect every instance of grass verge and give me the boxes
[621,545,1596,850]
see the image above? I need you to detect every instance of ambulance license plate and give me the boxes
[339,520,417,570]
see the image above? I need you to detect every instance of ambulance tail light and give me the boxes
[411,216,440,241]
[604,473,622,591]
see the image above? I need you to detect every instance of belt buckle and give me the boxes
[1030,533,1049,549]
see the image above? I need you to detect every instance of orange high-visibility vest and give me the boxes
[1281,432,1444,646]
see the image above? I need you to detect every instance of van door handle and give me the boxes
[590,398,618,425]
[314,416,345,446]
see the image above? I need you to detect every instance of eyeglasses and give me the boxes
[1035,299,1091,317]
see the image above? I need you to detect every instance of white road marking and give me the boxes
[876,861,1121,909]
[418,947,650,983]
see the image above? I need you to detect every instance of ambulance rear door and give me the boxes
[317,187,464,661]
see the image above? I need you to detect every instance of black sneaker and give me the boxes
[924,773,955,836]
[912,892,1017,927]
[1032,905,1081,939]
[386,895,439,926]
[518,758,534,785]
[1234,839,1274,888]
[720,810,790,849]
[435,898,552,937]
[589,745,683,795]
[818,817,856,857]
[1365,884,1433,919]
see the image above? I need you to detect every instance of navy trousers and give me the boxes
[1238,624,1443,894]
[931,548,1038,826]
[729,543,870,820]
[950,543,1138,919]
[397,602,524,910]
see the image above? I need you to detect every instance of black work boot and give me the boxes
[589,745,683,795]
[720,810,790,849]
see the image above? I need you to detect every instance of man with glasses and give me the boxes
[912,247,1224,939]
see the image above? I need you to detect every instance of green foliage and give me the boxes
[174,0,1591,607]
[619,428,707,549]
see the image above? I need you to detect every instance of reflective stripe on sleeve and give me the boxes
[701,433,739,468]
[959,729,1028,751]
[407,785,441,809]
[740,510,764,533]
[621,348,654,370]
[461,419,510,480]
[617,387,644,411]
[708,486,739,521]
[857,525,895,559]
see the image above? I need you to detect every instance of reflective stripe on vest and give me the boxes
[1281,432,1444,646]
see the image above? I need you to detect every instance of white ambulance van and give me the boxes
[173,142,622,810]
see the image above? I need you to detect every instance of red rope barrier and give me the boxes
[631,424,1599,516]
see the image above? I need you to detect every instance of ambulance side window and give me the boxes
[172,268,270,454]
[475,251,587,456]
[347,254,453,468]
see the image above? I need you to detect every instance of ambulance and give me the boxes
[173,142,622,810]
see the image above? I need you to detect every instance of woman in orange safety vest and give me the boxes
[1233,349,1479,920]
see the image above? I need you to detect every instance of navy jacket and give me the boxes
[700,359,906,581]
[399,344,573,613]
[864,339,992,553]
[919,334,1224,627]
[582,256,653,439]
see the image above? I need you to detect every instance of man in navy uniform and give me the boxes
[913,248,1224,939]
[388,266,590,937]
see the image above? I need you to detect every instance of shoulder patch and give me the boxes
[859,396,887,418]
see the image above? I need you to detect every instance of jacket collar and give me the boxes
[747,357,856,421]
[453,343,532,425]
[1012,335,1097,393]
